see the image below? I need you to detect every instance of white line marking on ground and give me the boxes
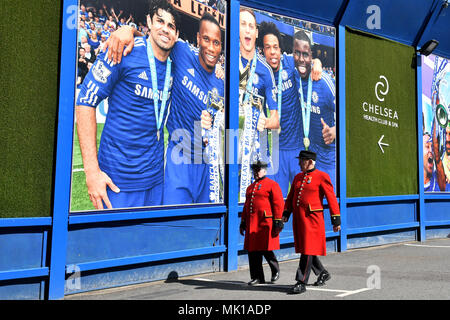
[404,244,450,248]
[336,287,374,297]
[192,278,372,297]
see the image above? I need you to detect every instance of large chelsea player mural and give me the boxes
[71,0,226,211]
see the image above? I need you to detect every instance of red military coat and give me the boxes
[284,169,340,256]
[241,177,285,252]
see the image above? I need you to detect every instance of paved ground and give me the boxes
[65,237,450,302]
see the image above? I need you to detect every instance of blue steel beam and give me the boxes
[48,0,78,300]
[225,0,241,272]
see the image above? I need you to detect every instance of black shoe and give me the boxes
[271,272,280,282]
[248,279,265,286]
[290,282,306,294]
[314,271,331,286]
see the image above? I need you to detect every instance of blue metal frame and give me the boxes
[68,205,227,224]
[337,24,348,252]
[47,0,78,299]
[416,53,427,242]
[225,0,241,272]
[1,0,450,300]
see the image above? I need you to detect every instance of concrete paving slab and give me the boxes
[65,238,450,301]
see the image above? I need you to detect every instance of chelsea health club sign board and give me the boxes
[345,28,418,197]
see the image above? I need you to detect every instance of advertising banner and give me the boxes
[238,6,336,201]
[346,28,417,197]
[421,54,450,192]
[71,0,226,212]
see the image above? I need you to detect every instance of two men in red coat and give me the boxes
[240,160,285,285]
[283,150,341,294]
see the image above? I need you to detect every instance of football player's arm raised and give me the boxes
[104,25,141,64]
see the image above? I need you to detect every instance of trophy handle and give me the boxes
[436,104,449,129]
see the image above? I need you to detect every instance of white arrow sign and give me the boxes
[378,135,389,153]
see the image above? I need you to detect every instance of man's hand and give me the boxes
[333,225,341,233]
[311,58,322,81]
[85,169,120,210]
[201,110,212,130]
[215,64,225,80]
[257,113,266,132]
[282,210,290,222]
[103,25,135,64]
[321,118,336,145]
[239,221,246,236]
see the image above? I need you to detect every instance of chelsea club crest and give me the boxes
[312,91,319,104]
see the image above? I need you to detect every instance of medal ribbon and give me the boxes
[240,53,258,104]
[277,60,283,121]
[205,97,224,203]
[146,39,172,135]
[239,52,262,201]
[299,75,312,145]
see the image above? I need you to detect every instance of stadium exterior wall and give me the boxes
[1,0,450,300]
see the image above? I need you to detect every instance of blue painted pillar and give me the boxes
[416,53,427,242]
[47,0,78,299]
[225,0,241,271]
[337,24,348,252]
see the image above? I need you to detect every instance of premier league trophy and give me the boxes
[431,55,450,184]
[431,56,450,153]
[239,89,265,202]
[203,90,225,203]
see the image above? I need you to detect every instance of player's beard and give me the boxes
[152,32,175,52]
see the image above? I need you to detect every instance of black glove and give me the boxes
[239,221,246,236]
[282,210,290,221]
[273,219,284,230]
[272,219,284,236]
[331,215,341,227]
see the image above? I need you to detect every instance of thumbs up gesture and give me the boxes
[321,118,336,145]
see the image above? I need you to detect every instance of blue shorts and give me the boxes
[267,148,301,198]
[105,183,163,209]
[163,148,211,205]
[316,161,337,191]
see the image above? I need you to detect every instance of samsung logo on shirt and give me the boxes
[182,75,209,104]
[134,84,171,100]
[281,79,293,92]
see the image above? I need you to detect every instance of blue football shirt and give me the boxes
[297,72,336,166]
[275,54,302,150]
[76,36,172,191]
[166,39,225,163]
[239,52,277,113]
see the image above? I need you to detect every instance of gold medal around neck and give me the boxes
[303,137,310,150]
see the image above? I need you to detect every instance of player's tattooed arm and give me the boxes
[76,105,120,209]
[104,25,138,64]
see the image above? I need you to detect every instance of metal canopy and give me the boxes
[244,0,450,58]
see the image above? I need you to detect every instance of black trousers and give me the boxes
[295,254,326,284]
[248,251,280,282]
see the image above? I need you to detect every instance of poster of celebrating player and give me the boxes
[421,53,450,192]
[238,6,336,201]
[70,0,227,212]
